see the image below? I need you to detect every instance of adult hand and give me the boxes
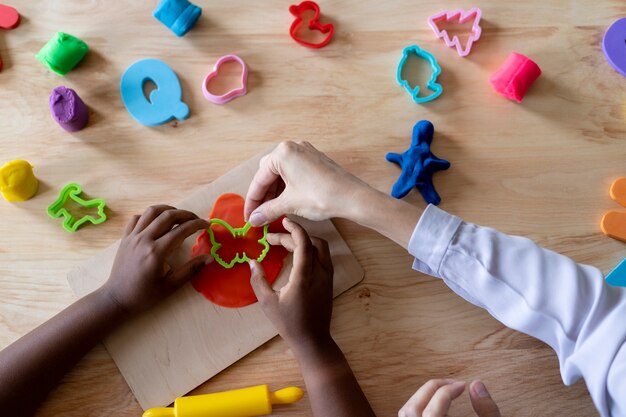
[398,379,501,417]
[103,205,211,314]
[245,141,372,226]
[249,218,334,347]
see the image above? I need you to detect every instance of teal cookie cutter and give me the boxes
[207,219,270,269]
[47,183,107,232]
[397,45,443,104]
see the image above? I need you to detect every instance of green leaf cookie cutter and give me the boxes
[47,182,107,232]
[207,218,270,269]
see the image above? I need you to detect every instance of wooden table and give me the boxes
[1,1,623,415]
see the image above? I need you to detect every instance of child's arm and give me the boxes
[0,206,210,417]
[250,218,377,417]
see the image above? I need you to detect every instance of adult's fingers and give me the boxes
[249,260,278,309]
[245,152,282,223]
[124,215,141,236]
[168,254,212,288]
[158,218,209,252]
[422,381,466,417]
[469,381,501,417]
[398,380,458,417]
[141,209,199,240]
[133,205,176,233]
[249,195,292,227]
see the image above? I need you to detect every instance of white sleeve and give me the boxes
[408,205,626,417]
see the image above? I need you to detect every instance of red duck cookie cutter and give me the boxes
[289,1,334,49]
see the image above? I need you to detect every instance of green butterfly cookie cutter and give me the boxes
[47,182,107,232]
[207,218,270,269]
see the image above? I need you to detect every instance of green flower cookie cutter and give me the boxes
[47,182,107,232]
[207,218,270,269]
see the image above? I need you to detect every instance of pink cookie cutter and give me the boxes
[428,7,482,57]
[489,52,541,103]
[202,55,248,105]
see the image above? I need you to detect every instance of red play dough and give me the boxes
[0,4,20,30]
[191,193,289,308]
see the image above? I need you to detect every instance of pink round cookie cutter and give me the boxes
[202,55,248,105]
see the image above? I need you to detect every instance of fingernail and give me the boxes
[249,260,256,270]
[204,255,214,265]
[472,381,490,397]
[249,211,266,227]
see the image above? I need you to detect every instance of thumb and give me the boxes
[469,381,501,417]
[169,254,212,288]
[249,260,277,308]
[249,195,290,227]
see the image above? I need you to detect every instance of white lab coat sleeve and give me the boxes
[408,204,626,417]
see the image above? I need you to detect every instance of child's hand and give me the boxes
[245,141,372,226]
[249,218,334,348]
[103,205,211,314]
[399,379,501,417]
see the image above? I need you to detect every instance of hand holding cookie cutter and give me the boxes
[202,55,248,105]
[428,7,482,57]
[207,219,270,269]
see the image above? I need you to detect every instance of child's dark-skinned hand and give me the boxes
[250,218,334,349]
[103,205,212,315]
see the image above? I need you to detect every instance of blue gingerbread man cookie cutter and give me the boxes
[386,120,450,205]
[120,58,190,126]
[397,45,443,104]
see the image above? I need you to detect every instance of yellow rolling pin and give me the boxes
[143,384,304,417]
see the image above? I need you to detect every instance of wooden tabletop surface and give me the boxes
[1,0,624,415]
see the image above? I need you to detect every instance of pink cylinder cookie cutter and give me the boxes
[202,55,248,105]
[49,86,89,131]
[428,7,482,57]
[489,52,541,103]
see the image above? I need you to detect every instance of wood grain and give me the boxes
[1,0,623,415]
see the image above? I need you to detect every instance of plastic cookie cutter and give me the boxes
[428,7,482,57]
[47,183,107,232]
[207,219,270,268]
[397,45,443,104]
[36,32,89,76]
[289,1,334,49]
[606,258,626,288]
[153,0,202,37]
[202,55,248,105]
[120,58,189,126]
[143,384,304,417]
[489,52,541,103]
[602,18,626,77]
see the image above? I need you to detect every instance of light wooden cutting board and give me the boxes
[67,150,364,410]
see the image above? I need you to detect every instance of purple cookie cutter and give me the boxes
[49,86,89,131]
[602,18,626,77]
[202,55,248,105]
[428,7,482,57]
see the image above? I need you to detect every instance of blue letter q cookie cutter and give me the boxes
[397,45,443,104]
[120,58,190,126]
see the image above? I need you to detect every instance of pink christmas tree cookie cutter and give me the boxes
[428,7,482,57]
[202,55,248,105]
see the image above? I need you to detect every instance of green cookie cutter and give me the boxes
[47,183,107,232]
[207,218,270,269]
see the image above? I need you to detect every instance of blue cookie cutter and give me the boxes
[397,45,443,104]
[153,0,202,37]
[386,120,450,205]
[606,258,626,288]
[120,58,190,126]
